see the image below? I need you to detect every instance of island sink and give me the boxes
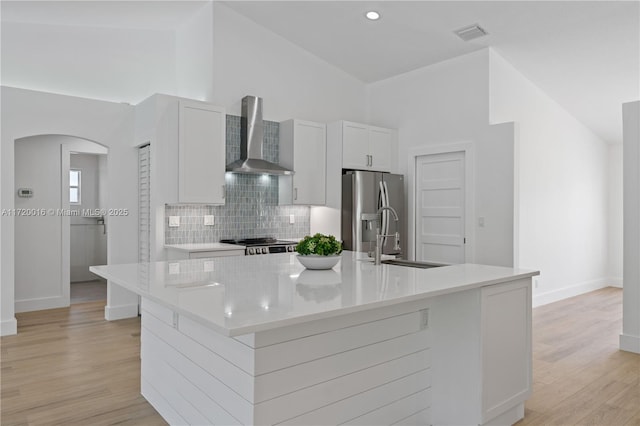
[381,259,445,269]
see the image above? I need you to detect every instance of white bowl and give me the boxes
[296,254,341,270]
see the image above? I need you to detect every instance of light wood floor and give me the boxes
[517,287,640,425]
[1,287,638,425]
[70,279,107,304]
[1,302,166,426]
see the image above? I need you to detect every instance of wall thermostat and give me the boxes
[17,188,33,198]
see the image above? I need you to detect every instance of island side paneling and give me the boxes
[140,297,433,425]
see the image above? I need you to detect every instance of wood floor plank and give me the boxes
[517,287,640,426]
[1,301,166,426]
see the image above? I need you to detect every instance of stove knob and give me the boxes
[262,247,268,254]
[248,247,255,255]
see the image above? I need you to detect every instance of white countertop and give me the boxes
[90,251,538,337]
[165,243,245,252]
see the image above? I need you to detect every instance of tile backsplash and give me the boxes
[165,115,310,244]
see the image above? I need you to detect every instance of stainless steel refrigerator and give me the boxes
[342,171,406,257]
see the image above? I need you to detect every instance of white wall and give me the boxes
[176,2,214,102]
[1,3,365,123]
[489,50,610,306]
[608,144,624,286]
[211,3,366,123]
[1,21,177,104]
[621,100,640,353]
[14,137,66,311]
[1,87,139,334]
[366,49,515,267]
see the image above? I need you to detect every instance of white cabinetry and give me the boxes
[166,249,244,260]
[431,279,532,425]
[178,100,226,204]
[134,94,226,262]
[481,280,532,423]
[340,121,393,172]
[279,119,326,205]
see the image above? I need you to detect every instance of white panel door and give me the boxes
[416,151,465,264]
[342,122,369,170]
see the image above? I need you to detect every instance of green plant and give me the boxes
[296,233,343,256]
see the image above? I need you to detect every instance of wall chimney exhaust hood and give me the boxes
[226,96,294,176]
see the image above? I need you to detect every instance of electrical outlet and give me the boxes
[478,217,485,227]
[204,215,215,226]
[168,262,180,274]
[289,214,295,224]
[168,216,180,227]
[420,309,430,329]
[203,260,214,272]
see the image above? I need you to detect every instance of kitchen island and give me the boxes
[90,251,539,426]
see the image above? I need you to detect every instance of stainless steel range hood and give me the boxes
[226,96,294,176]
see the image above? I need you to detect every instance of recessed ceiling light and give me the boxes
[365,11,380,21]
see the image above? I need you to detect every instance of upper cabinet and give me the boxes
[134,94,226,206]
[279,119,326,206]
[178,100,226,204]
[340,121,393,172]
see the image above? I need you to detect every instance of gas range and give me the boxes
[220,237,298,256]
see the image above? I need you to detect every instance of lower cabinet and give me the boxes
[481,280,532,423]
[166,248,245,260]
[431,278,532,425]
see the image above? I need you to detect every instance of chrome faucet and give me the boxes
[375,206,401,265]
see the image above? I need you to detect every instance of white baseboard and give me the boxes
[484,403,524,426]
[1,318,18,336]
[104,303,139,320]
[609,277,623,288]
[620,333,640,354]
[533,278,610,307]
[15,296,68,313]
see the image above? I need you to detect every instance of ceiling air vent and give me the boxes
[454,24,488,41]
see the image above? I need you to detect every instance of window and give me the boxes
[70,169,81,204]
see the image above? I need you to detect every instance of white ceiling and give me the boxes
[2,1,638,144]
[224,1,640,144]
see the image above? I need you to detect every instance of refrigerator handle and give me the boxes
[379,181,388,246]
[383,181,391,239]
[384,179,390,209]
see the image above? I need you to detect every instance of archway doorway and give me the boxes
[14,135,108,312]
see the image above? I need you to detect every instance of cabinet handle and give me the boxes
[294,188,298,201]
[221,185,226,199]
[370,155,373,167]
